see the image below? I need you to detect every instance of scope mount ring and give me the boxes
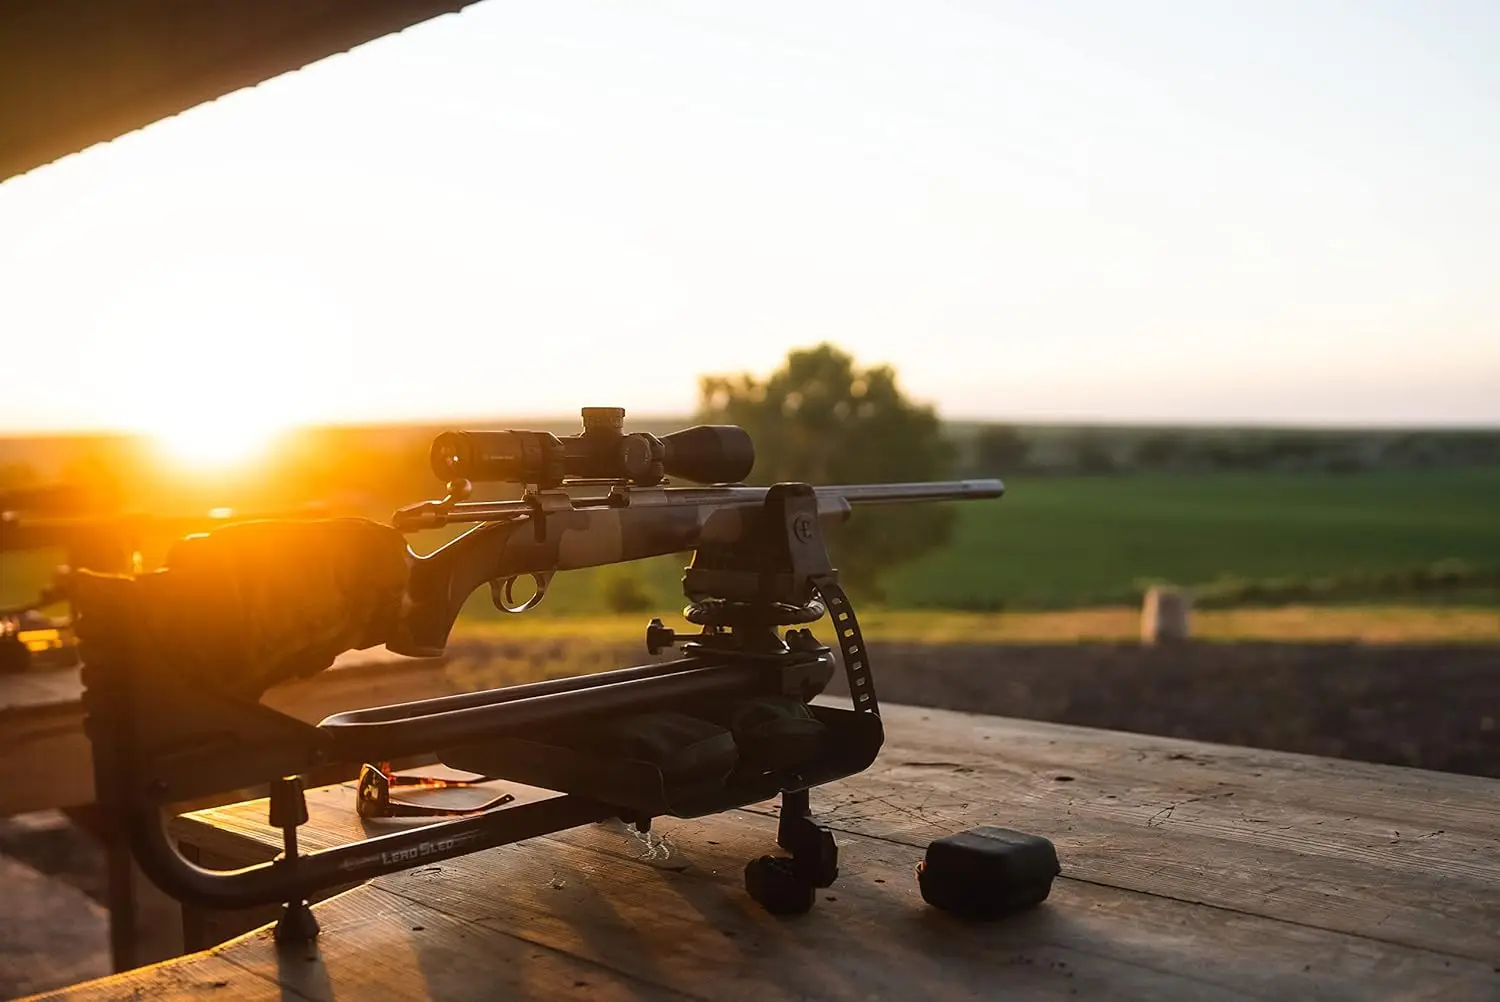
[491,572,551,614]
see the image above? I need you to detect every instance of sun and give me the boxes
[148,415,286,471]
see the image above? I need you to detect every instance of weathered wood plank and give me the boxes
[37,704,1500,1000]
[872,705,1500,832]
[511,814,1500,1002]
[787,704,1500,961]
[220,886,700,1002]
[178,703,1500,962]
[20,954,281,1002]
[96,793,1500,1001]
[168,776,558,858]
[30,884,700,1002]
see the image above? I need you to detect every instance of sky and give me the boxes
[1,0,1498,444]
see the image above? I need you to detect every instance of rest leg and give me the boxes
[269,777,320,946]
[776,787,839,888]
[745,787,840,916]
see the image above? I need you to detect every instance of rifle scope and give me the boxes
[430,407,755,488]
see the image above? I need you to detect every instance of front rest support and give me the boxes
[125,792,615,912]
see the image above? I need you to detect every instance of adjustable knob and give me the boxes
[268,775,309,829]
[581,407,626,436]
[645,617,678,655]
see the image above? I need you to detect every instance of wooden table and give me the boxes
[23,702,1500,1001]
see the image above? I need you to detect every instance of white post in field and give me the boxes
[1141,587,1192,644]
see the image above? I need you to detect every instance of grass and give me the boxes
[451,605,1500,645]
[883,467,1500,609]
[0,550,65,609]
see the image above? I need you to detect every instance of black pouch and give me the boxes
[730,696,827,773]
[597,712,739,785]
[916,827,1060,920]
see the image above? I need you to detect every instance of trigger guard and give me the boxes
[490,573,549,614]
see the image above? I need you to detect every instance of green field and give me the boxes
[885,467,1500,610]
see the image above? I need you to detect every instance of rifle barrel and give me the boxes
[393,478,1003,530]
[817,479,1004,505]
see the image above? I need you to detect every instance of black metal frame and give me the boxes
[128,789,617,911]
[99,642,879,935]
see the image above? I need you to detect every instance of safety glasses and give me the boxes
[355,761,515,819]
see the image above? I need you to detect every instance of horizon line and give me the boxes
[3,413,1499,441]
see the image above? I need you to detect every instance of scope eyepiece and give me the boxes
[429,409,755,488]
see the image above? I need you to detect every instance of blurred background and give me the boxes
[1,1,1497,993]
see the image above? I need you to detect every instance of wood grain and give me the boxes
[98,703,1499,1001]
[176,703,1500,961]
[222,885,699,1002]
[790,703,1500,961]
[20,954,259,1002]
[45,790,1500,1001]
[379,809,1500,1001]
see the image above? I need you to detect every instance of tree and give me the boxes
[697,343,956,601]
[973,424,1030,475]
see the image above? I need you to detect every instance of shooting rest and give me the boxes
[76,409,1003,943]
[81,483,885,938]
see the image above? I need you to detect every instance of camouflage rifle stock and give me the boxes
[77,408,1005,933]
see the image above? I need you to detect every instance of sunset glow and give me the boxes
[94,264,343,471]
[147,416,285,471]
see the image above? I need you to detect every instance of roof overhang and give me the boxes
[1,1,483,183]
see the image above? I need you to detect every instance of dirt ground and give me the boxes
[832,640,1500,779]
[4,638,1498,998]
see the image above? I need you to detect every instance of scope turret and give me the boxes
[430,408,754,488]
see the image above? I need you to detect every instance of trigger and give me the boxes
[489,572,550,614]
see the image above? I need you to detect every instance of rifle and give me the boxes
[78,408,1003,935]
